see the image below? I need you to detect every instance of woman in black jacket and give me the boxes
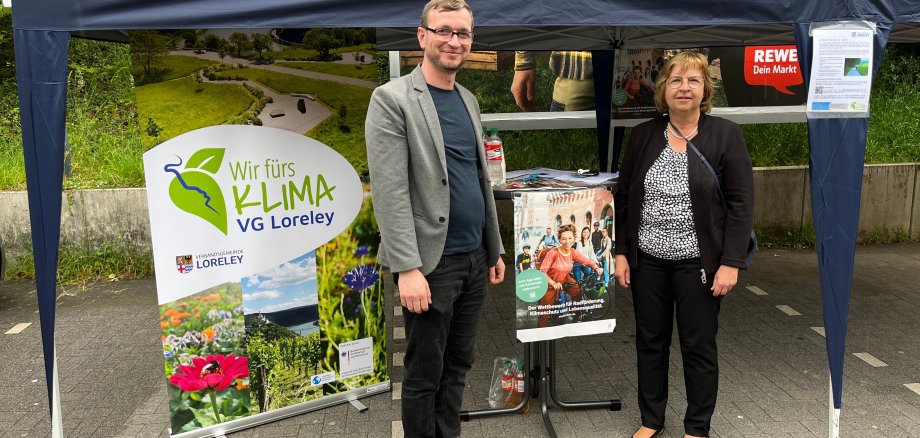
[614,51,754,438]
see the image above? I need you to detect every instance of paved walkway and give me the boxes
[2,244,920,437]
[203,78,331,134]
[170,50,378,89]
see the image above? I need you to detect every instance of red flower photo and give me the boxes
[169,354,249,392]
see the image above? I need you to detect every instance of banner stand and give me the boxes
[460,341,621,438]
[461,185,622,438]
[170,383,389,438]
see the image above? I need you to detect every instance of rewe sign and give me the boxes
[744,45,803,95]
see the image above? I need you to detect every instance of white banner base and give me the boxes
[517,319,616,343]
[171,381,389,438]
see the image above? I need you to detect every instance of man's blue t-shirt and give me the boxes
[428,84,485,255]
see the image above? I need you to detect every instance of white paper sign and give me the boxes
[338,337,374,379]
[806,24,875,117]
[143,125,363,304]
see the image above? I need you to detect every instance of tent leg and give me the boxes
[389,51,401,81]
[52,347,64,438]
[828,374,839,438]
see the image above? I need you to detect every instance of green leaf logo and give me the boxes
[164,148,228,235]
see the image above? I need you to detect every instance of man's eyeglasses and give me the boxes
[423,27,473,42]
[666,76,704,89]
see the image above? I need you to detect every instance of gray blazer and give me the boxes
[365,66,504,275]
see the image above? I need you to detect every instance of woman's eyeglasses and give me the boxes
[666,76,704,89]
[423,27,474,42]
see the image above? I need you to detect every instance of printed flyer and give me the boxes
[513,188,616,342]
[132,28,387,435]
[806,24,875,117]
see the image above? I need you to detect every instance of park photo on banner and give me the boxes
[131,28,387,435]
[514,188,615,343]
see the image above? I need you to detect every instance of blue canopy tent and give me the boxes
[10,1,920,436]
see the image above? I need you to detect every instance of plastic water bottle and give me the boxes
[500,359,515,407]
[514,359,528,413]
[484,128,506,187]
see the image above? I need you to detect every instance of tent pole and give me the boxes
[828,374,838,438]
[52,347,63,438]
[389,51,401,81]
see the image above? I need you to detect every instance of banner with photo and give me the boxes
[612,46,805,119]
[612,48,665,119]
[133,28,387,436]
[513,188,616,343]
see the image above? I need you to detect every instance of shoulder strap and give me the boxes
[669,121,728,215]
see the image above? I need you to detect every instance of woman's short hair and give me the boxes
[420,0,474,28]
[557,223,577,239]
[654,51,714,114]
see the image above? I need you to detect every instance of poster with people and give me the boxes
[612,46,806,119]
[132,28,388,435]
[513,188,616,342]
[612,48,665,119]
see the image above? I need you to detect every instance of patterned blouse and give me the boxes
[637,130,701,260]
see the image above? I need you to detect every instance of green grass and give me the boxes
[0,133,24,189]
[262,48,320,61]
[742,84,920,167]
[866,87,920,163]
[742,123,809,167]
[5,243,154,284]
[212,68,372,175]
[136,76,254,149]
[133,55,222,85]
[502,130,600,171]
[276,62,377,81]
[333,44,377,56]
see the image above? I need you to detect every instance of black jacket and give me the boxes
[614,113,754,273]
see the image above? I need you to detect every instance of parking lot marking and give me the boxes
[393,326,405,340]
[854,352,888,367]
[392,382,402,400]
[746,285,768,296]
[5,323,31,335]
[775,305,802,316]
[392,420,404,438]
[393,352,405,367]
[394,306,402,317]
[905,383,920,396]
[811,327,826,337]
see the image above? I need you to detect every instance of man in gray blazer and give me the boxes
[365,0,505,436]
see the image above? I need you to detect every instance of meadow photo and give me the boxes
[241,252,325,412]
[317,195,388,393]
[159,282,250,433]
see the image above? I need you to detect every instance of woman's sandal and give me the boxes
[629,426,664,438]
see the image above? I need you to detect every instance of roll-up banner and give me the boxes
[132,28,387,436]
[513,188,615,343]
[612,46,805,119]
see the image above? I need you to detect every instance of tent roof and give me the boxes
[12,0,920,33]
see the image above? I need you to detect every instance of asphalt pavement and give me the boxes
[1,243,920,437]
